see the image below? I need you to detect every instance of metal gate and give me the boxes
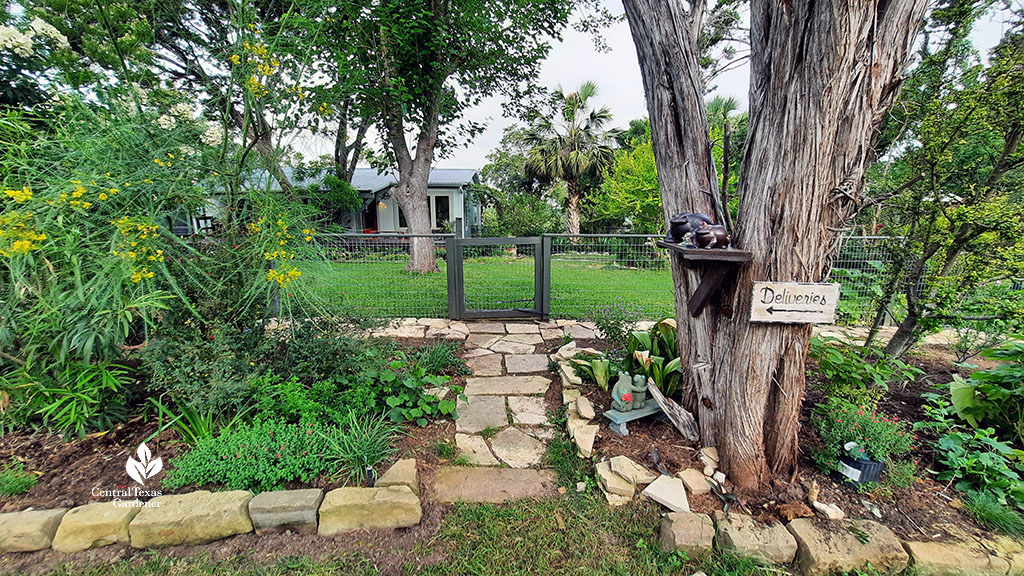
[446,237,550,320]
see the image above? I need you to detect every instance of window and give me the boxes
[398,207,407,228]
[433,195,449,228]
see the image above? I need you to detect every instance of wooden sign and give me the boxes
[749,282,840,324]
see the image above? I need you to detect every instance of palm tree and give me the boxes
[524,81,619,235]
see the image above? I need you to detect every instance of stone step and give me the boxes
[433,467,557,503]
[464,375,550,396]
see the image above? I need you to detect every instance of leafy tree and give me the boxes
[524,81,620,236]
[327,0,603,272]
[624,0,928,489]
[861,2,1024,356]
[588,122,662,233]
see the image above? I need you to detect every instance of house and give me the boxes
[350,168,482,237]
[176,167,482,237]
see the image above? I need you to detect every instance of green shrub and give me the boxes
[811,397,915,473]
[379,362,458,426]
[164,419,338,492]
[588,298,643,348]
[35,362,132,437]
[139,322,260,413]
[947,336,1024,446]
[808,336,923,408]
[0,459,36,495]
[320,411,402,484]
[149,397,251,446]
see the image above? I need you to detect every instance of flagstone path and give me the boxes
[372,318,608,501]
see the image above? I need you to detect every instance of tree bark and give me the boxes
[624,0,927,489]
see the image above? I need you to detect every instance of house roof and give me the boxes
[246,167,479,193]
[350,168,479,192]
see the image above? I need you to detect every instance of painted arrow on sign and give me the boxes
[766,306,820,315]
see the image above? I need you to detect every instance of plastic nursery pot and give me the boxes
[834,455,885,486]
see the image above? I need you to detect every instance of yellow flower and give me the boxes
[98,193,108,201]
[10,240,32,253]
[3,187,32,202]
[72,186,85,198]
[81,202,92,209]
[304,236,312,242]
[230,54,241,65]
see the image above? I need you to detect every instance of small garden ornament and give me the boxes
[630,374,648,409]
[665,212,713,245]
[611,372,635,412]
[693,222,730,249]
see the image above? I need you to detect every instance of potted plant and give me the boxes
[811,397,915,487]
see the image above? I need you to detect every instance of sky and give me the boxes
[291,2,1019,173]
[429,1,1018,172]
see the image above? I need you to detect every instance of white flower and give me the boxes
[156,114,177,130]
[169,102,193,120]
[200,125,224,147]
[130,82,149,105]
[0,25,34,57]
[179,145,197,157]
[28,17,68,49]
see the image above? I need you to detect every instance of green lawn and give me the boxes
[300,254,676,320]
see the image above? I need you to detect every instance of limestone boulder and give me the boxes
[659,512,714,558]
[129,490,253,548]
[903,540,1010,576]
[318,486,421,535]
[248,489,323,535]
[713,511,797,564]
[0,508,67,552]
[53,502,139,553]
[787,518,908,575]
[376,458,420,495]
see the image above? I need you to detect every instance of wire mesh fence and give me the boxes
[304,234,451,319]
[459,241,539,312]
[547,235,674,319]
[302,232,897,323]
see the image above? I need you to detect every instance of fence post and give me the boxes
[540,235,551,318]
[446,237,462,320]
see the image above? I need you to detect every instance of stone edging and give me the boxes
[0,459,421,554]
[660,510,1024,575]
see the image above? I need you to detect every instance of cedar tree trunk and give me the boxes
[624,0,927,489]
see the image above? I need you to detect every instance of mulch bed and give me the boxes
[569,337,993,542]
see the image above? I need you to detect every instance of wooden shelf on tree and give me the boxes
[656,241,753,317]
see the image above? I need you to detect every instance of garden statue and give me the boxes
[610,372,635,412]
[630,374,648,409]
[694,222,730,249]
[665,212,713,245]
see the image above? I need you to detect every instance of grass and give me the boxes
[300,254,675,319]
[478,426,501,440]
[434,440,456,459]
[964,491,1024,536]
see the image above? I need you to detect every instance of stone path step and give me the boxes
[433,467,558,503]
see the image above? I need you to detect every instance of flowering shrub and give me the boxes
[588,297,644,348]
[811,397,916,472]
